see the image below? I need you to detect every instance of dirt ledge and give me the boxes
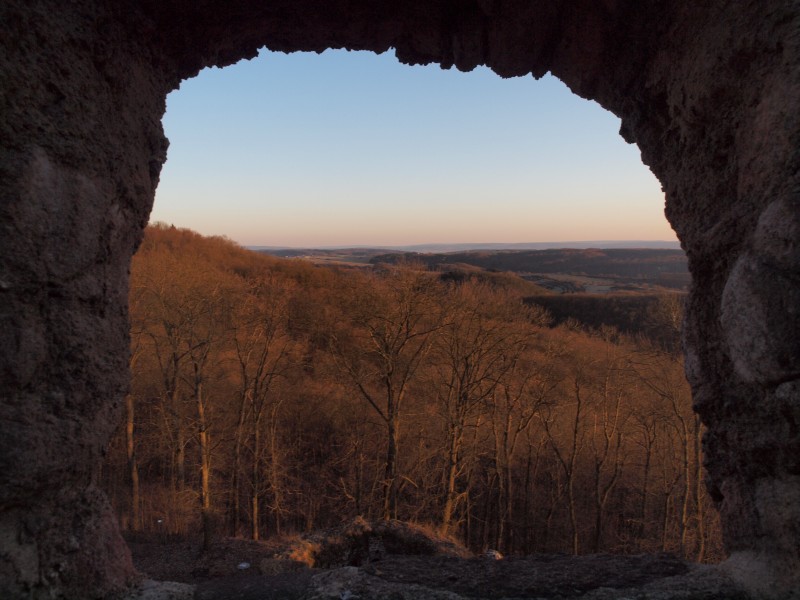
[125,532,750,600]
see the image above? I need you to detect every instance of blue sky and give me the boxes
[152,49,675,248]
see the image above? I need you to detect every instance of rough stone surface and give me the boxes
[123,580,196,600]
[304,566,466,600]
[1,0,798,598]
[1,2,169,596]
[298,555,749,600]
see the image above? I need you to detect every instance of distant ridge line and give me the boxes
[249,240,682,253]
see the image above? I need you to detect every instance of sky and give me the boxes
[151,49,676,248]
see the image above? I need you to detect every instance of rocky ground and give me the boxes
[124,520,750,600]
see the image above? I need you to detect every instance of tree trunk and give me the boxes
[567,475,579,555]
[125,394,140,532]
[679,424,691,558]
[197,380,214,551]
[441,423,462,533]
[268,404,283,536]
[252,422,261,541]
[693,415,706,562]
[383,413,399,520]
[661,492,671,551]
[231,393,248,536]
[638,430,654,543]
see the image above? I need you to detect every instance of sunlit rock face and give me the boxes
[0,0,797,598]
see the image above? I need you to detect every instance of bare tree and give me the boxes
[586,337,629,553]
[489,334,558,553]
[431,283,528,534]
[331,267,444,519]
[132,247,196,530]
[633,350,695,558]
[231,276,297,540]
[541,344,588,555]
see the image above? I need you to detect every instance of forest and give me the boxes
[103,224,722,564]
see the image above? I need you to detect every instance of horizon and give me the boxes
[152,49,677,248]
[245,239,682,251]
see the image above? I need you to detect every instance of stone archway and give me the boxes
[1,1,797,598]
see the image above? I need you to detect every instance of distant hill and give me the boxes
[251,240,681,254]
[371,248,689,291]
[377,240,681,253]
[254,246,690,292]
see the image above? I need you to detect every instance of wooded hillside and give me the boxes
[103,225,721,562]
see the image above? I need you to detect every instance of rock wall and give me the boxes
[0,2,169,597]
[0,1,797,598]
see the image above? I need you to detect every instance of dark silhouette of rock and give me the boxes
[1,1,798,598]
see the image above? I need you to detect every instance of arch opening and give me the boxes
[1,1,798,598]
[106,44,699,555]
